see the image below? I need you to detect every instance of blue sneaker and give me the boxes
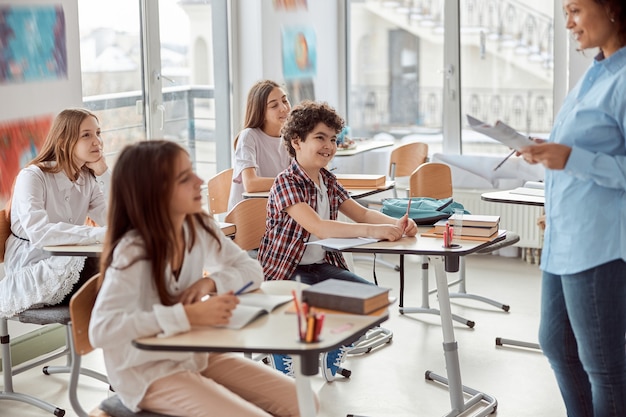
[267,353,294,378]
[320,345,352,382]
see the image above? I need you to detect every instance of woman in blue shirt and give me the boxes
[520,1,626,415]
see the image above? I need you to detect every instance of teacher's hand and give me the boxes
[519,143,571,170]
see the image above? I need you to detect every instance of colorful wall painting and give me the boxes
[0,5,67,84]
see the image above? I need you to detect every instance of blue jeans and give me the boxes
[538,259,626,417]
[289,263,372,286]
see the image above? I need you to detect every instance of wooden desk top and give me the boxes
[334,140,393,157]
[242,181,395,200]
[325,230,506,257]
[134,303,387,356]
[481,189,544,207]
[44,222,236,256]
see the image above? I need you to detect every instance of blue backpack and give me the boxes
[381,197,469,225]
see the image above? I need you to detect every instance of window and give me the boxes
[347,0,555,156]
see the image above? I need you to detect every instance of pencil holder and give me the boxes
[298,311,324,343]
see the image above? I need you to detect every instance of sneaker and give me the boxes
[267,353,294,378]
[320,344,352,382]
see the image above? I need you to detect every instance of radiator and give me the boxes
[453,189,544,249]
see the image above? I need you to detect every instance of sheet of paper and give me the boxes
[467,115,536,151]
[305,237,381,250]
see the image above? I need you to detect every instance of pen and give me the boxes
[406,198,412,217]
[234,280,254,296]
[493,149,516,171]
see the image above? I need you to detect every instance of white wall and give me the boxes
[232,0,340,133]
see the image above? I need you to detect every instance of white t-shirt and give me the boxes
[228,127,291,210]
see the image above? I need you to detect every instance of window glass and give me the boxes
[347,0,554,157]
[460,0,554,155]
[77,0,145,163]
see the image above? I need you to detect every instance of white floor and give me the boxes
[1,253,566,417]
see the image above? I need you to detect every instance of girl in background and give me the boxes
[1,108,109,318]
[90,140,303,417]
[228,80,292,209]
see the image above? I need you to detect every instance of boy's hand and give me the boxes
[369,224,404,241]
[397,214,418,237]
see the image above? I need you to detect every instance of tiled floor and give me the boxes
[1,253,566,417]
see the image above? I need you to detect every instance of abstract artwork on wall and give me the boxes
[0,5,67,84]
[0,115,52,207]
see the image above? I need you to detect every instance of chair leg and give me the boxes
[0,318,66,416]
[448,258,510,312]
[43,326,108,384]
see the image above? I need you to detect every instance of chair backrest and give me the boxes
[388,142,429,179]
[69,273,101,356]
[224,197,268,251]
[0,209,10,263]
[409,162,453,200]
[207,168,234,216]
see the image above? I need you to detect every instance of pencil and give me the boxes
[493,149,516,171]
[234,280,254,295]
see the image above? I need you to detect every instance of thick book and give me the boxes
[301,279,391,315]
[421,229,506,242]
[430,221,499,238]
[447,214,500,228]
[220,293,292,330]
[335,174,386,188]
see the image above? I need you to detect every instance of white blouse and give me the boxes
[0,164,108,318]
[89,220,263,412]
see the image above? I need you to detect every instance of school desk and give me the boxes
[43,222,237,257]
[322,233,507,417]
[133,301,388,417]
[481,189,544,351]
[242,180,395,200]
[333,139,393,157]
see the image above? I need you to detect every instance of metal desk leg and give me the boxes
[426,256,498,417]
[399,255,475,328]
[292,355,318,417]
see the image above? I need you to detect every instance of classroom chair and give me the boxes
[354,141,429,272]
[0,209,108,416]
[224,197,268,252]
[68,274,174,417]
[403,162,519,326]
[207,168,233,220]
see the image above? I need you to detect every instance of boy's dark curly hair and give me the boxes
[281,100,345,158]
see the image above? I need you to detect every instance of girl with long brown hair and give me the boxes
[90,140,303,417]
[1,108,109,318]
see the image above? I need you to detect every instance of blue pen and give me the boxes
[234,280,254,296]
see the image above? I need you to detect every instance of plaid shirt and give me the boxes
[258,160,351,280]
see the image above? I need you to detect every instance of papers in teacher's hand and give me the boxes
[305,237,381,250]
[467,115,536,151]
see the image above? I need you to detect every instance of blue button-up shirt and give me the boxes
[541,46,626,274]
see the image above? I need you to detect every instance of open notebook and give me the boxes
[219,293,293,330]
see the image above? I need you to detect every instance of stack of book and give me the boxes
[427,214,500,239]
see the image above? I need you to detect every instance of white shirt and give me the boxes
[0,164,108,318]
[89,220,263,412]
[228,127,291,210]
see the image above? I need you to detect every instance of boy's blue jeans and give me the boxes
[539,259,626,417]
[290,262,372,286]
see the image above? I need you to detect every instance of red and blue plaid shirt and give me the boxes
[258,160,351,280]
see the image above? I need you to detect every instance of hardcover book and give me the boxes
[335,174,386,188]
[301,279,390,315]
[447,214,500,228]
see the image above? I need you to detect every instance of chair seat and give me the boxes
[17,305,71,325]
[100,395,176,417]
